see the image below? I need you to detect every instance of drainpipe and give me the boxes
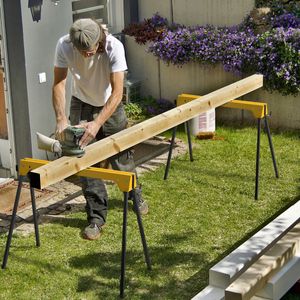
[170,0,174,23]
[123,0,139,26]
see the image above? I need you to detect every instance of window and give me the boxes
[72,0,124,33]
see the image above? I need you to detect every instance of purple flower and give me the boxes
[271,13,300,29]
[125,12,300,95]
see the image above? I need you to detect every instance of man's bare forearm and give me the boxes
[94,92,122,126]
[52,81,67,123]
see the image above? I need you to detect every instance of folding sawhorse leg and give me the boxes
[120,175,151,298]
[2,158,151,298]
[255,108,279,199]
[164,122,194,180]
[2,175,40,269]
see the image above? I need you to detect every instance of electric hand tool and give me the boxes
[36,126,85,157]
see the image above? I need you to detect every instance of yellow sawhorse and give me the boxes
[164,94,279,200]
[2,158,151,298]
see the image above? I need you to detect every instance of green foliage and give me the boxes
[125,96,176,121]
[253,28,300,95]
[124,102,145,121]
[135,95,175,117]
[255,0,300,17]
[0,126,299,299]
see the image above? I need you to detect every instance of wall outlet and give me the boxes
[38,72,47,83]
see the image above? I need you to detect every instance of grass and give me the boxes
[0,125,299,299]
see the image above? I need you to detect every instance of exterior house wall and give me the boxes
[138,0,254,26]
[2,0,73,171]
[172,0,254,26]
[138,0,173,23]
[125,0,300,129]
[1,0,131,176]
[3,0,32,171]
[20,0,73,160]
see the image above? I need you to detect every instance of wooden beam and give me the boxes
[209,200,300,289]
[29,74,263,189]
[224,223,300,300]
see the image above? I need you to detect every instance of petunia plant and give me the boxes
[123,2,300,96]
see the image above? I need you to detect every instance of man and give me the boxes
[53,18,148,240]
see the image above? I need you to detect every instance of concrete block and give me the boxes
[191,285,224,300]
[209,200,300,288]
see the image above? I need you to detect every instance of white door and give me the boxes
[0,0,16,177]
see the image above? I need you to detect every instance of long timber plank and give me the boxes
[209,201,300,289]
[29,75,263,189]
[224,223,300,300]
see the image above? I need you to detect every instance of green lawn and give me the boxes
[0,125,299,299]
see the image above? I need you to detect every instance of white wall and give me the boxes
[172,0,254,26]
[125,37,161,99]
[20,0,73,159]
[138,0,254,26]
[138,0,173,22]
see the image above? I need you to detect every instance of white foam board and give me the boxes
[192,285,224,300]
[209,200,300,288]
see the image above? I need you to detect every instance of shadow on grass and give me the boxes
[4,229,211,299]
[35,197,130,229]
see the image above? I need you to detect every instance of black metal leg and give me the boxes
[164,126,177,180]
[255,119,261,200]
[131,187,151,270]
[2,176,24,269]
[185,121,194,162]
[120,192,129,298]
[29,182,40,247]
[264,116,279,178]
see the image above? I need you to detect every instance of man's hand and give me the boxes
[78,120,101,148]
[55,118,69,141]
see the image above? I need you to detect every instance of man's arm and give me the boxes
[53,66,69,138]
[79,71,124,148]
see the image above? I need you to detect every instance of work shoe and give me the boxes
[130,187,149,215]
[136,198,149,215]
[83,223,102,240]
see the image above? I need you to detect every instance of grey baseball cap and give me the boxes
[69,18,101,51]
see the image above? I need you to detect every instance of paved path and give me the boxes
[0,137,187,236]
